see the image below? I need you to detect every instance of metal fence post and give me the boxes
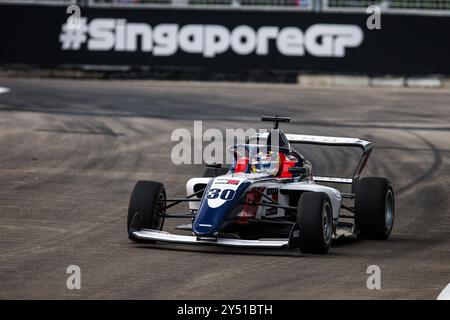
[77,0,88,7]
[172,0,188,6]
[313,0,324,12]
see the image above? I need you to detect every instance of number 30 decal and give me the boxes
[206,188,235,200]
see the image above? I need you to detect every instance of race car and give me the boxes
[127,116,394,254]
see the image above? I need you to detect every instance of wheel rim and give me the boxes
[154,191,166,230]
[322,203,332,243]
[385,190,394,230]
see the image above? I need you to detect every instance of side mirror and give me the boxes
[288,167,307,176]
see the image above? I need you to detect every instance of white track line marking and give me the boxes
[437,283,450,300]
[0,87,11,94]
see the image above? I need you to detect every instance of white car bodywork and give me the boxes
[186,173,342,220]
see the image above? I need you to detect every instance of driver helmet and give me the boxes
[251,151,280,176]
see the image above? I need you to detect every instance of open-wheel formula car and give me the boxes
[127,116,394,254]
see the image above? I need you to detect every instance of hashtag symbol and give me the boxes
[59,17,88,50]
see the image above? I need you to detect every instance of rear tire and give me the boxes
[297,192,333,254]
[127,181,166,242]
[355,177,394,240]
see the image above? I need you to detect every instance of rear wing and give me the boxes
[285,134,372,185]
[252,132,372,185]
[284,134,372,152]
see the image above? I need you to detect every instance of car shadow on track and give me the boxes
[331,237,364,248]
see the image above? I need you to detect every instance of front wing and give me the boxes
[130,229,290,248]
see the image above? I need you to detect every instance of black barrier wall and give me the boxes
[1,4,449,75]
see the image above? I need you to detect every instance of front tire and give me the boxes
[297,192,333,254]
[127,181,166,241]
[355,177,394,240]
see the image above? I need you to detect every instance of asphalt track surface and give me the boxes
[0,78,449,299]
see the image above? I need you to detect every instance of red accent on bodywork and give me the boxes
[278,153,297,178]
[272,192,278,202]
[234,157,250,173]
[239,188,264,224]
